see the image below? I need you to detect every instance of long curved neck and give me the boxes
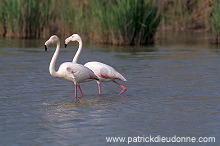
[72,40,82,63]
[49,41,61,77]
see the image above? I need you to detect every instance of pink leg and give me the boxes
[74,84,77,99]
[98,82,102,95]
[113,81,127,95]
[77,85,84,97]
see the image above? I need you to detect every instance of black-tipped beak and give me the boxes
[45,45,47,51]
[65,43,67,48]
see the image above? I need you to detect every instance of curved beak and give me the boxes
[65,43,67,48]
[45,45,47,51]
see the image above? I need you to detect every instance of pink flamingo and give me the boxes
[44,35,98,98]
[65,34,127,95]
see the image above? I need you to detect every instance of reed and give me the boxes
[159,0,211,31]
[0,0,22,37]
[0,0,161,45]
[0,0,216,41]
[58,0,87,37]
[0,0,55,38]
[209,0,220,44]
[88,0,161,45]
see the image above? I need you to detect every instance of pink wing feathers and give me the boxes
[66,67,77,74]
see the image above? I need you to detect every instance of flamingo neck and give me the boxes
[49,41,61,77]
[72,40,82,63]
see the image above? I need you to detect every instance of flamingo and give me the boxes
[44,35,98,98]
[64,34,127,95]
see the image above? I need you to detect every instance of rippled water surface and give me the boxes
[0,33,220,145]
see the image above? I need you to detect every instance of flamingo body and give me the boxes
[84,61,126,82]
[45,35,97,98]
[84,61,127,95]
[65,34,127,95]
[55,62,97,83]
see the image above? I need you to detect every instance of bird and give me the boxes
[44,35,98,98]
[65,34,127,95]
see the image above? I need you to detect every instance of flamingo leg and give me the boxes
[113,81,127,95]
[97,82,102,95]
[74,84,78,99]
[77,85,84,97]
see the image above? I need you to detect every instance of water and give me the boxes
[0,33,220,145]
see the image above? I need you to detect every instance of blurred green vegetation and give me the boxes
[88,0,161,45]
[0,0,219,44]
[0,0,55,38]
[209,0,220,44]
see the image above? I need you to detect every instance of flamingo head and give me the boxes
[45,35,59,51]
[65,34,82,48]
